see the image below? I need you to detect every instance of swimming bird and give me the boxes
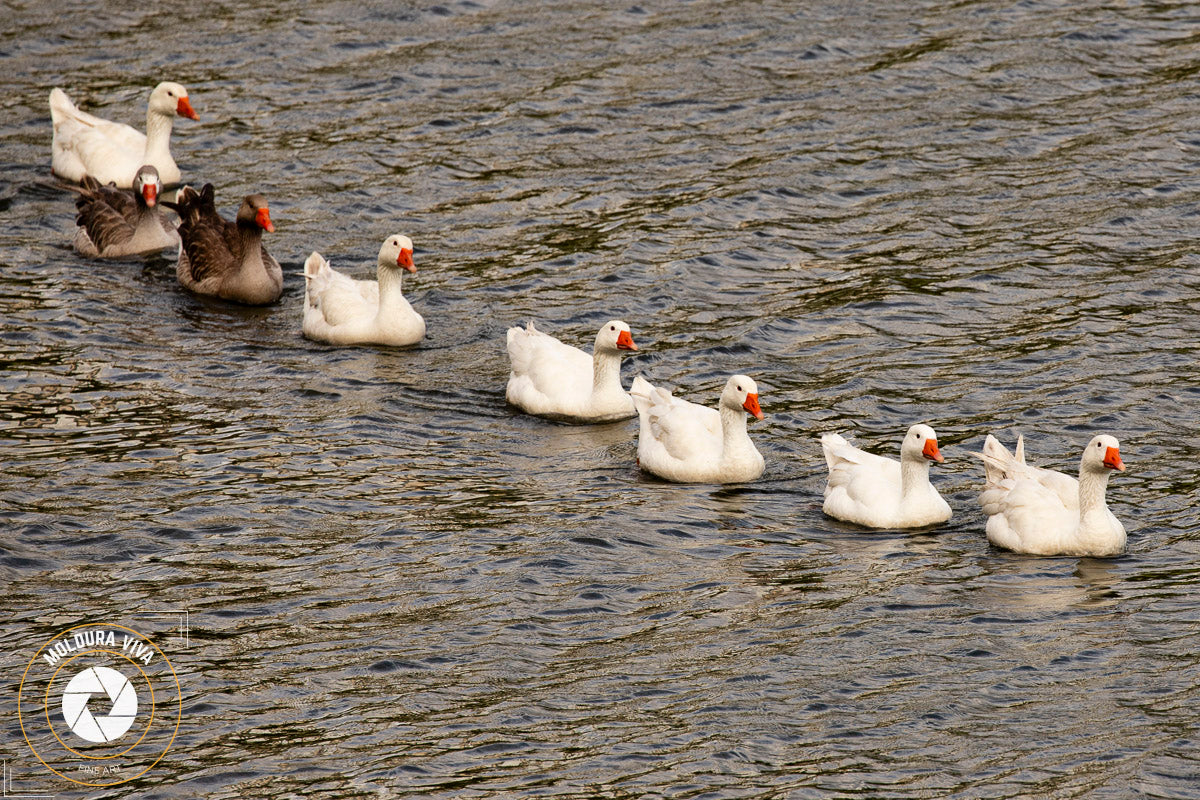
[72,165,179,258]
[302,235,425,346]
[630,374,765,483]
[50,81,198,188]
[164,185,282,305]
[820,424,951,528]
[976,433,1127,557]
[506,320,639,423]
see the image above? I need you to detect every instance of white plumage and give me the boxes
[630,374,765,483]
[821,423,951,529]
[975,433,1127,557]
[50,81,198,187]
[505,320,638,423]
[303,235,425,347]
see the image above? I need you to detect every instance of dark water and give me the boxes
[3,0,1200,797]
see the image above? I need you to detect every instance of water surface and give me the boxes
[3,1,1200,797]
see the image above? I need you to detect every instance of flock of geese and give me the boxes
[47,81,1128,559]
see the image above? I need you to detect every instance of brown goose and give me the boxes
[164,185,283,305]
[73,165,179,258]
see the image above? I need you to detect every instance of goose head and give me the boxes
[903,423,944,463]
[594,320,637,354]
[722,375,763,420]
[1082,434,1124,473]
[378,234,416,274]
[132,165,163,208]
[236,195,274,233]
[150,81,198,120]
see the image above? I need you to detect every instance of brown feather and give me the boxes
[78,176,138,219]
[172,186,281,304]
[173,184,241,284]
[74,176,140,253]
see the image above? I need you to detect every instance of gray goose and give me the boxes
[164,185,282,305]
[73,165,179,258]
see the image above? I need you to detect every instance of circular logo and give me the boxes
[61,666,139,743]
[18,625,181,787]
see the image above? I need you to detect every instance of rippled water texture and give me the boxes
[3,0,1200,797]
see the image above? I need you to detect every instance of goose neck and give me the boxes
[133,205,161,234]
[238,223,263,253]
[900,456,931,501]
[591,348,623,397]
[719,402,751,454]
[143,108,174,161]
[1077,467,1112,520]
[377,267,407,308]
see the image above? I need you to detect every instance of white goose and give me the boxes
[50,81,198,188]
[72,165,179,258]
[302,235,424,347]
[630,374,765,483]
[820,424,951,528]
[506,320,639,423]
[976,434,1127,557]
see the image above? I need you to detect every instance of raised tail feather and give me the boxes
[160,185,195,217]
[629,375,654,401]
[302,252,327,281]
[972,434,1022,486]
[628,375,663,419]
[301,252,331,310]
[162,184,215,228]
[819,432,856,472]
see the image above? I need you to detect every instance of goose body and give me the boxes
[506,320,638,423]
[821,424,951,528]
[303,235,425,346]
[164,185,282,305]
[73,165,179,258]
[976,434,1127,557]
[50,82,198,188]
[631,374,765,483]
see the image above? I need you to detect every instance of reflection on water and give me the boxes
[3,0,1200,797]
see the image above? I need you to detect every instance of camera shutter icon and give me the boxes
[60,666,138,743]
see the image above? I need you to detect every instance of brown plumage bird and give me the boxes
[73,165,178,258]
[164,184,282,305]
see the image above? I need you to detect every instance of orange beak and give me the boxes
[142,182,158,207]
[742,392,764,420]
[256,206,275,233]
[922,438,944,463]
[1103,446,1125,471]
[616,330,637,351]
[398,248,416,273]
[177,96,198,120]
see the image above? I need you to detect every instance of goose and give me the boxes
[820,424,951,528]
[630,374,765,483]
[163,185,282,305]
[976,434,1127,557]
[302,235,424,346]
[505,320,639,423]
[50,81,198,188]
[72,165,179,258]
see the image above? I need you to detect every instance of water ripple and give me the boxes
[3,0,1200,797]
